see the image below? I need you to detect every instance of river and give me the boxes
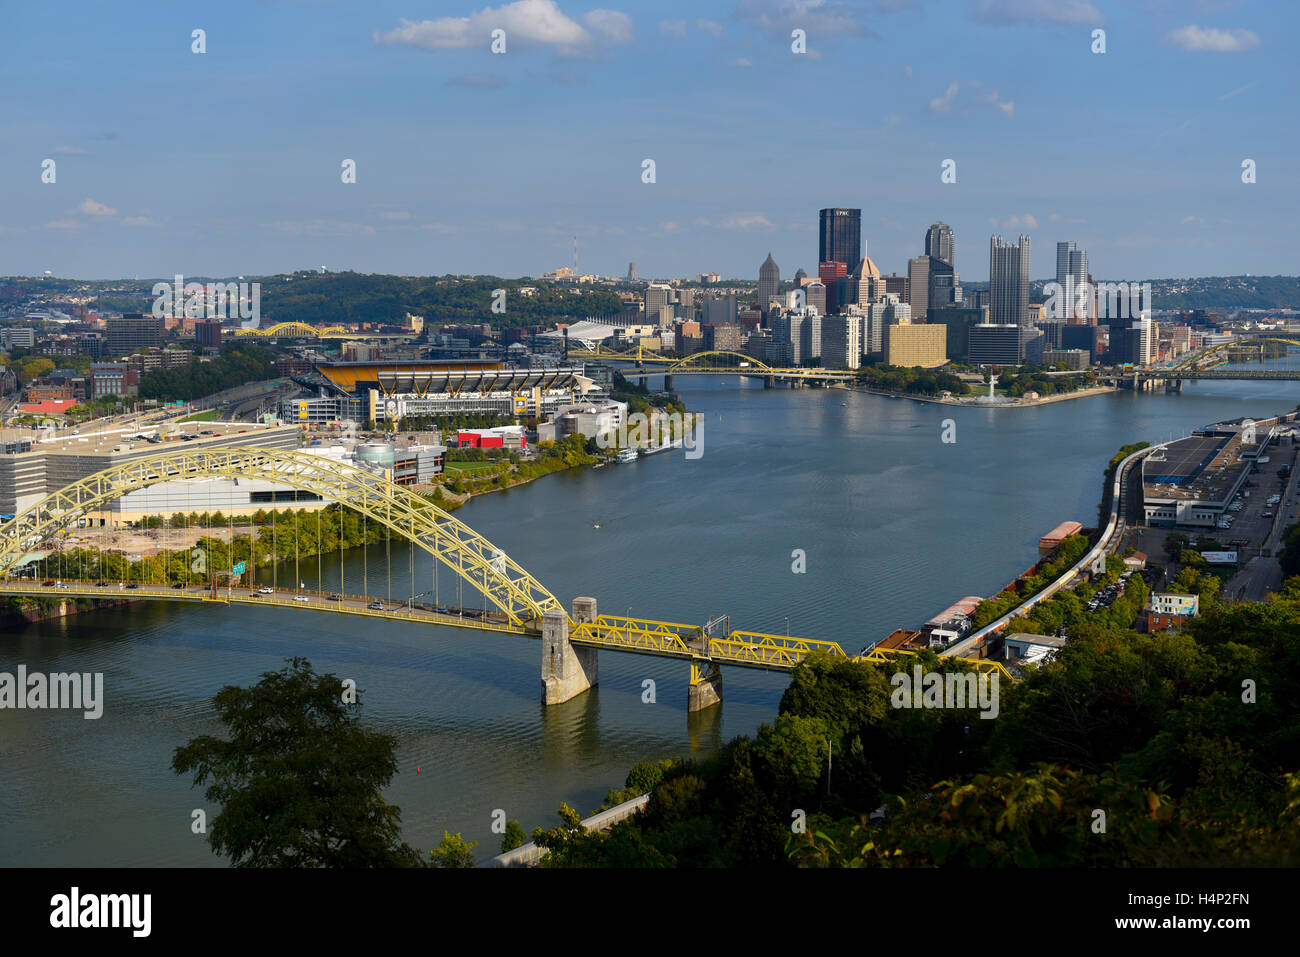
[2,357,1298,865]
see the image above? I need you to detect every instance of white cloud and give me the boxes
[719,213,775,230]
[659,19,688,38]
[1181,215,1207,225]
[734,0,874,39]
[78,199,116,216]
[1166,25,1260,52]
[729,57,753,67]
[45,219,85,231]
[379,211,412,220]
[971,0,1103,25]
[123,216,160,227]
[903,64,913,78]
[929,80,959,113]
[980,90,1014,116]
[993,214,1037,229]
[374,0,631,55]
[584,9,633,44]
[696,18,724,37]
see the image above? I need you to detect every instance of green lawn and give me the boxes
[180,409,222,422]
[444,461,499,475]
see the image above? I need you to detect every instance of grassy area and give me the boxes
[179,409,221,422]
[444,461,498,475]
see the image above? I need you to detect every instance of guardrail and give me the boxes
[482,794,651,868]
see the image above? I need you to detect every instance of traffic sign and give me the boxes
[232,561,246,575]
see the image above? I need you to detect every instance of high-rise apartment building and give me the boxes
[989,235,1031,327]
[804,281,826,316]
[820,314,860,370]
[818,208,861,271]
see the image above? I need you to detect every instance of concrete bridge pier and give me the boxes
[664,374,675,391]
[687,659,722,712]
[764,375,775,389]
[542,597,599,706]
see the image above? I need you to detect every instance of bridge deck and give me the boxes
[0,581,1009,679]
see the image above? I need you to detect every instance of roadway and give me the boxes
[0,578,1010,679]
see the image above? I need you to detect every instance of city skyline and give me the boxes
[0,0,1294,282]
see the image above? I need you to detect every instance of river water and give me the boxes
[2,361,1298,865]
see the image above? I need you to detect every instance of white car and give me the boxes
[293,595,310,603]
[257,587,274,595]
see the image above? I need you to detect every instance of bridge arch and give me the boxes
[0,448,563,628]
[235,322,352,338]
[667,351,773,373]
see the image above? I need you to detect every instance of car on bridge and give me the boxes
[171,582,186,589]
[257,587,273,595]
[367,601,384,610]
[326,594,342,601]
[293,595,310,603]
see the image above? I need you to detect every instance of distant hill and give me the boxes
[1025,275,1300,311]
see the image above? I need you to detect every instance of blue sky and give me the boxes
[0,0,1294,282]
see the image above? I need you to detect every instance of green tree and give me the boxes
[500,820,527,854]
[429,831,478,868]
[171,657,422,867]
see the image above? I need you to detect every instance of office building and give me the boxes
[105,314,164,356]
[907,256,929,321]
[989,235,1031,327]
[927,257,962,314]
[1060,323,1099,360]
[1,328,36,350]
[804,281,826,316]
[195,320,222,351]
[930,305,988,363]
[818,208,861,272]
[820,314,860,370]
[1043,349,1090,370]
[968,324,1043,366]
[1055,241,1088,321]
[645,284,672,323]
[704,323,744,353]
[817,262,847,313]
[758,253,781,308]
[883,320,946,369]
[703,293,737,326]
[925,222,955,265]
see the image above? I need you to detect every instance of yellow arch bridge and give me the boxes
[570,345,857,384]
[0,448,1007,710]
[234,322,385,339]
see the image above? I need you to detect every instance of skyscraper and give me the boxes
[990,234,1031,327]
[758,252,780,307]
[1055,241,1088,321]
[819,208,861,271]
[645,283,672,323]
[924,222,955,265]
[907,256,929,321]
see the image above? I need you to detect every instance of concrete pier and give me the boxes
[687,660,722,712]
[663,374,675,391]
[541,597,599,705]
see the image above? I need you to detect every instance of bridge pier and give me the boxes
[687,660,722,712]
[541,597,599,706]
[764,376,775,389]
[663,374,674,391]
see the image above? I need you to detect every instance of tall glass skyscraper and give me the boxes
[819,208,861,269]
[989,234,1031,327]
[1055,241,1088,320]
[925,222,955,265]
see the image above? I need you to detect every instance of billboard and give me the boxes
[1200,551,1238,565]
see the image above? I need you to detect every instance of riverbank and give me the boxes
[846,383,1118,408]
